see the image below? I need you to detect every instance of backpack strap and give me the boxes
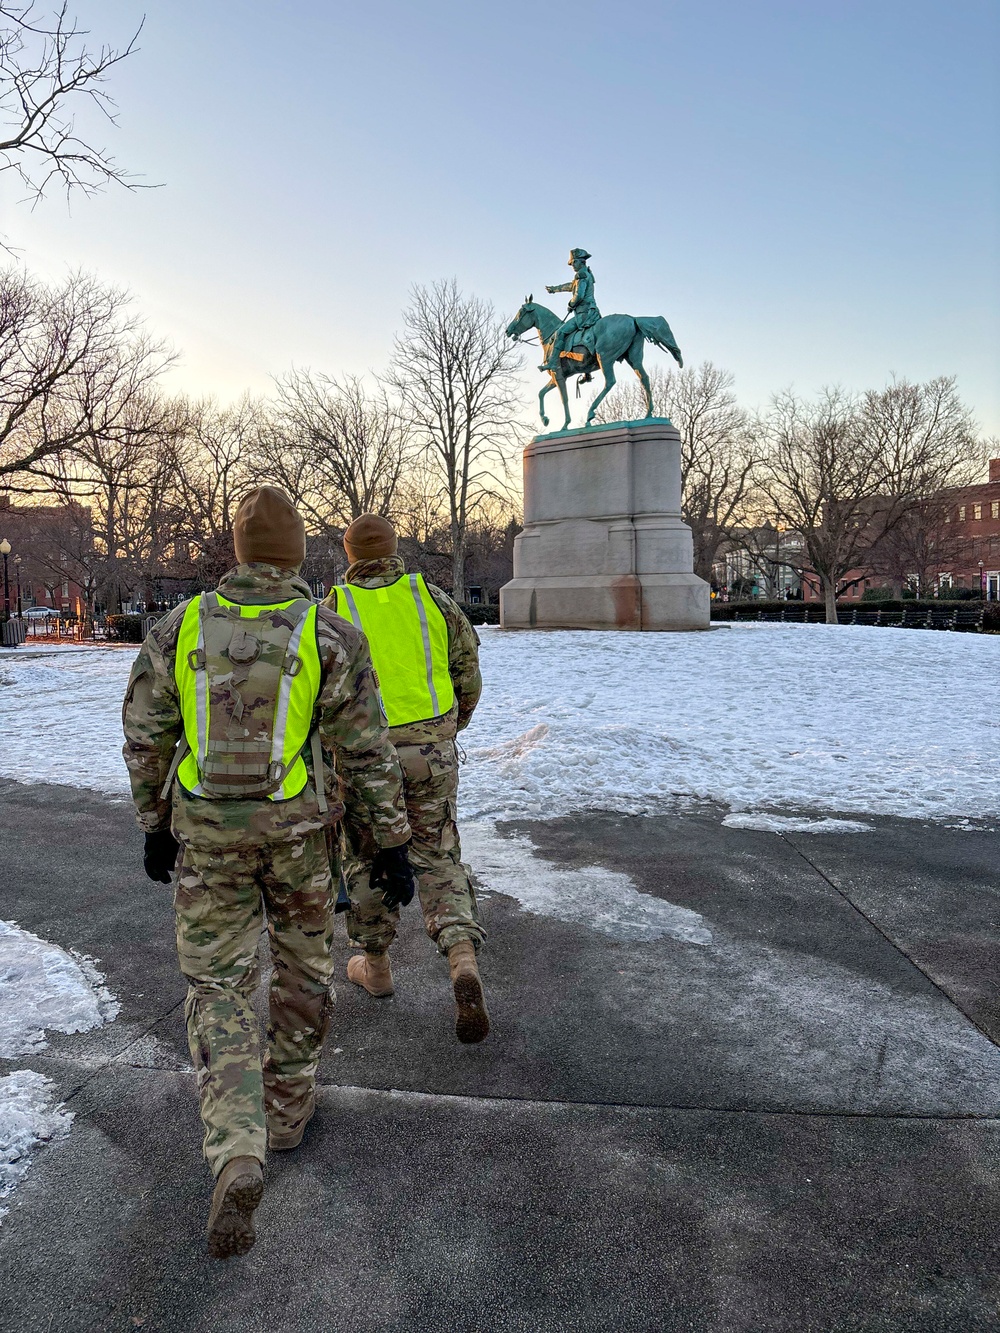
[310,728,328,815]
[160,735,191,801]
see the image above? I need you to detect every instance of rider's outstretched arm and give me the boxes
[546,282,573,294]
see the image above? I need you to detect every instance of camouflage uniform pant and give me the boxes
[174,829,335,1176]
[344,738,484,957]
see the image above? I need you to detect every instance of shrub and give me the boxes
[460,603,500,625]
[105,614,148,643]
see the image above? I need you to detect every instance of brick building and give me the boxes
[936,457,1000,598]
[0,496,93,615]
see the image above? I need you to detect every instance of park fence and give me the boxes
[0,611,160,647]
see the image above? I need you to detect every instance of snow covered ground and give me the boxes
[0,923,119,1223]
[1,624,997,824]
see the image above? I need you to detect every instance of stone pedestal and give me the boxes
[500,419,711,631]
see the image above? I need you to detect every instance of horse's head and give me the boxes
[506,295,537,341]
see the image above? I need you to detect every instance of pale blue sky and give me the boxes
[4,0,999,432]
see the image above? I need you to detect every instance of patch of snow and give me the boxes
[0,1071,73,1222]
[461,625,1000,825]
[0,921,120,1057]
[0,922,119,1226]
[2,625,998,825]
[0,647,136,794]
[461,822,712,945]
[722,813,874,834]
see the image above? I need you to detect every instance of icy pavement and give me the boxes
[0,1071,72,1223]
[461,822,713,945]
[2,625,997,824]
[0,922,119,1224]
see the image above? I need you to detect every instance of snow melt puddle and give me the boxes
[722,813,874,834]
[0,922,119,1225]
[461,822,712,946]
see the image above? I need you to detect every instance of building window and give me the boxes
[944,510,951,523]
[958,506,966,521]
[992,501,999,520]
[974,503,982,520]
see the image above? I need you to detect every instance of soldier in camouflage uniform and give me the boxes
[324,514,489,1044]
[122,487,412,1259]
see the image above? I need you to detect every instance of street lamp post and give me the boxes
[0,538,10,622]
[14,554,22,616]
[979,560,985,596]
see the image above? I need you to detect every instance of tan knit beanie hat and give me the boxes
[233,486,306,569]
[343,513,398,564]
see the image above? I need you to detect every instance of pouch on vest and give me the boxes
[180,593,317,800]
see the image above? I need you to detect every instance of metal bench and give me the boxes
[953,606,985,632]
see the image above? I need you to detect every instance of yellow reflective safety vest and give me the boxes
[168,592,322,802]
[331,573,454,727]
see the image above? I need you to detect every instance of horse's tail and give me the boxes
[636,316,683,368]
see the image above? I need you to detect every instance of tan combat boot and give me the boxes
[206,1155,264,1259]
[267,1092,315,1152]
[448,940,490,1044]
[347,950,394,997]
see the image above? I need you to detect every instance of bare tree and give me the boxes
[270,370,409,528]
[52,387,181,610]
[387,280,523,601]
[760,378,980,622]
[596,362,758,583]
[865,497,966,597]
[169,394,258,585]
[0,2,144,222]
[0,267,173,489]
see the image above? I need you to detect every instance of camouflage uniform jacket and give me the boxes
[122,563,411,851]
[324,556,482,747]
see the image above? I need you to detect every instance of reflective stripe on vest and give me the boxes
[173,593,321,800]
[332,573,454,727]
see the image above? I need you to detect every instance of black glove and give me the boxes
[143,829,180,884]
[370,843,416,911]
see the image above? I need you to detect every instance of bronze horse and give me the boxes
[506,299,683,429]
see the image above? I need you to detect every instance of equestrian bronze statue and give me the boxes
[507,248,683,430]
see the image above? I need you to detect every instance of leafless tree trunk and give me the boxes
[0,3,146,236]
[387,280,522,602]
[595,362,759,583]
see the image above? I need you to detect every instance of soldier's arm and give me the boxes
[546,281,573,294]
[427,585,483,731]
[121,615,184,833]
[316,617,411,848]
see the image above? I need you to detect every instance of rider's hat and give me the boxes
[568,247,592,263]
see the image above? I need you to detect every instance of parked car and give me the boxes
[23,607,56,619]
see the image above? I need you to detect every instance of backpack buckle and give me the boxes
[283,653,302,677]
[187,647,206,671]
